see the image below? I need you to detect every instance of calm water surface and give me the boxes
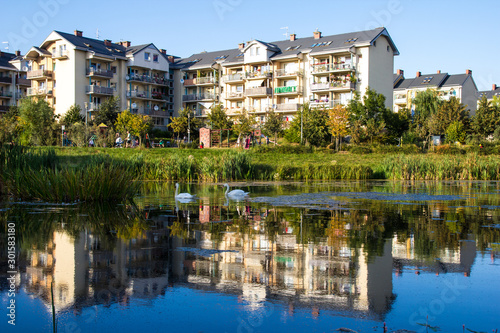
[1,181,499,332]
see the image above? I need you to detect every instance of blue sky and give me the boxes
[1,0,498,91]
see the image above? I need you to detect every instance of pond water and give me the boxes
[1,181,499,333]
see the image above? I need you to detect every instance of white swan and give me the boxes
[223,183,249,198]
[175,183,196,199]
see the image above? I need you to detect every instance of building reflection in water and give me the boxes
[18,199,482,321]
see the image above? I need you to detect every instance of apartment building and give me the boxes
[393,69,478,114]
[477,84,500,103]
[0,51,31,113]
[173,27,399,123]
[23,30,174,128]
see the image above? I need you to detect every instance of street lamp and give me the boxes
[187,110,191,143]
[84,102,88,127]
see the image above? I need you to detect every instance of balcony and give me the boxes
[127,73,168,85]
[222,73,244,83]
[87,68,114,78]
[52,50,69,59]
[311,81,354,91]
[15,90,25,99]
[183,78,197,86]
[86,85,114,95]
[0,105,10,112]
[311,63,355,74]
[16,78,31,86]
[27,70,53,80]
[27,87,52,96]
[245,71,272,80]
[226,91,244,99]
[127,90,150,99]
[182,93,215,102]
[183,77,216,86]
[245,87,272,97]
[274,85,302,95]
[275,103,300,112]
[151,92,168,100]
[310,100,342,109]
[0,90,12,98]
[275,69,302,78]
[393,94,407,105]
[226,107,243,116]
[88,102,101,111]
[0,77,12,85]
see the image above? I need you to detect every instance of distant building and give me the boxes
[477,84,500,103]
[393,69,478,114]
[0,51,31,114]
[173,27,399,123]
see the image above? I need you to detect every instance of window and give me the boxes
[145,52,151,61]
[256,47,260,56]
[387,46,390,52]
[111,66,117,74]
[250,48,254,56]
[153,54,159,62]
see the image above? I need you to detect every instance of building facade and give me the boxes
[477,84,500,103]
[393,69,478,114]
[23,30,174,128]
[173,27,399,124]
[0,51,31,114]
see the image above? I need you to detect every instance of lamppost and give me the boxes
[187,110,191,144]
[84,102,88,127]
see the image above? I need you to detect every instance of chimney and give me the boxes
[238,42,245,50]
[104,39,112,46]
[493,84,498,91]
[15,50,21,56]
[466,69,472,75]
[74,30,83,37]
[437,70,441,74]
[167,55,175,63]
[160,49,166,55]
[313,29,322,39]
[120,41,131,47]
[290,33,296,42]
[416,71,421,77]
[397,69,404,76]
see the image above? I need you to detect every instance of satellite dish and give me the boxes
[132,103,137,108]
[22,66,28,71]
[126,75,130,80]
[180,79,184,84]
[154,105,159,111]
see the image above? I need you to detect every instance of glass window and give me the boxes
[153,54,159,62]
[145,52,151,61]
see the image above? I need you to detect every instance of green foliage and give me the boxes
[18,98,57,146]
[428,97,469,136]
[232,108,257,144]
[445,121,466,143]
[91,96,120,129]
[61,104,84,126]
[472,96,500,138]
[261,109,284,145]
[0,108,20,144]
[169,107,202,141]
[412,89,441,139]
[115,110,153,146]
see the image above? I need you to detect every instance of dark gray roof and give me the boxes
[54,31,127,58]
[478,87,500,100]
[176,27,398,71]
[394,72,475,91]
[126,43,151,55]
[0,52,17,70]
[441,74,469,87]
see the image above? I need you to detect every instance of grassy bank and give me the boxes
[41,146,500,181]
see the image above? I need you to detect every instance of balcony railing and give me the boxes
[182,93,215,102]
[27,70,53,79]
[88,102,101,111]
[197,77,216,85]
[27,87,52,96]
[183,78,197,86]
[226,107,243,115]
[275,103,300,112]
[311,63,354,74]
[16,78,31,86]
[245,71,272,79]
[0,90,12,98]
[0,77,12,84]
[222,73,244,82]
[245,87,272,96]
[52,50,69,59]
[275,69,302,77]
[0,105,10,112]
[127,73,169,85]
[127,90,149,99]
[309,100,342,108]
[226,91,244,99]
[311,81,354,91]
[274,85,302,94]
[87,68,114,78]
[86,85,114,95]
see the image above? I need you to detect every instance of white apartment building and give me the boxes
[173,27,399,123]
[393,69,478,114]
[23,30,174,128]
[477,84,500,104]
[0,51,31,113]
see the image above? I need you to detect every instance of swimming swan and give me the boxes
[223,183,249,198]
[175,183,197,199]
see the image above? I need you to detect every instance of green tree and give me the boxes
[61,104,84,126]
[115,110,153,146]
[207,104,231,147]
[169,108,202,144]
[428,97,469,136]
[0,107,20,144]
[445,121,466,143]
[91,97,120,128]
[232,108,257,147]
[17,98,57,146]
[412,89,441,140]
[262,109,284,146]
[472,96,500,138]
